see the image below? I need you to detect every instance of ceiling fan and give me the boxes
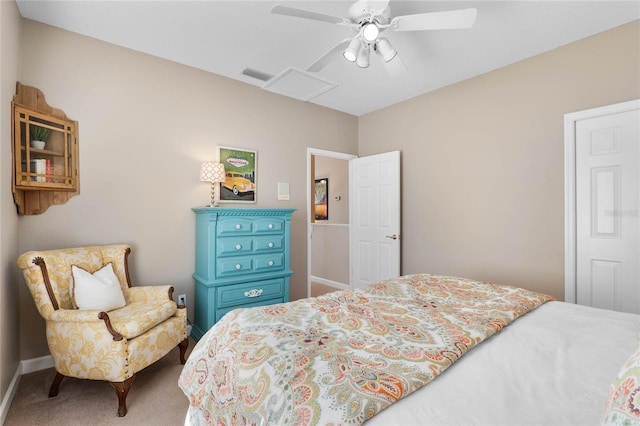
[271,0,477,74]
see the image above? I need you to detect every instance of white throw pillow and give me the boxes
[71,263,126,311]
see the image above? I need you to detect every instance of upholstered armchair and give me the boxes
[17,244,188,417]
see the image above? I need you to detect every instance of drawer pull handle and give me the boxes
[268,224,273,229]
[235,264,242,270]
[244,289,263,298]
[235,224,241,230]
[268,242,274,248]
[236,244,242,250]
[268,261,274,266]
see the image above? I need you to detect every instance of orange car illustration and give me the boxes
[223,172,255,195]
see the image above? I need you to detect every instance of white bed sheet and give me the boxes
[367,301,639,426]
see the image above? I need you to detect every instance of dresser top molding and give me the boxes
[192,207,296,217]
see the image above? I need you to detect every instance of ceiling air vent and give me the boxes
[262,68,337,102]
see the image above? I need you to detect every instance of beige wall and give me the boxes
[0,0,22,411]
[310,224,350,285]
[16,19,358,358]
[359,20,640,301]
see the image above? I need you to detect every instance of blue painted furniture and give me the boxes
[192,207,296,340]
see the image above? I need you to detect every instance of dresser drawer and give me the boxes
[217,256,253,277]
[254,235,283,252]
[217,278,286,308]
[254,253,284,272]
[254,218,284,233]
[217,218,254,235]
[217,237,253,256]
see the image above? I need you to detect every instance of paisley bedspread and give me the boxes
[179,274,553,425]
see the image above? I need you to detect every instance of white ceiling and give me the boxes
[16,1,640,116]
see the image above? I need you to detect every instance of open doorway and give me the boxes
[306,148,357,298]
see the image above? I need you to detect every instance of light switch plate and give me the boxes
[278,183,290,200]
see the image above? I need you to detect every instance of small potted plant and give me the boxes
[30,125,50,149]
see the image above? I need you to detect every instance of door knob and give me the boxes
[385,234,399,240]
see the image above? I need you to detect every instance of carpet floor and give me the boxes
[310,282,340,297]
[5,338,195,426]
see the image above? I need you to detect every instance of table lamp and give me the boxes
[199,162,226,206]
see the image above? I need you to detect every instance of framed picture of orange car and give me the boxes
[217,146,257,203]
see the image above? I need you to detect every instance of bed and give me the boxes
[178,274,640,425]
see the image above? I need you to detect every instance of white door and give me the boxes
[575,106,640,314]
[349,151,401,288]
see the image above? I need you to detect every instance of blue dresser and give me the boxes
[192,207,296,340]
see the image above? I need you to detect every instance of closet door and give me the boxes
[575,106,639,314]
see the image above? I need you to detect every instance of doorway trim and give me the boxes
[306,148,357,298]
[564,99,640,303]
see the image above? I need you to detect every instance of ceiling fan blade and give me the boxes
[306,39,351,72]
[369,0,390,15]
[271,5,347,25]
[391,8,477,31]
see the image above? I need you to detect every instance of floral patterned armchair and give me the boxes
[17,244,188,417]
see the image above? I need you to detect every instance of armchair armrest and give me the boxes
[49,308,125,341]
[49,308,105,323]
[125,285,174,304]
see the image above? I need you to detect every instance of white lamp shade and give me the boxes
[200,162,226,183]
[376,38,397,62]
[356,44,370,68]
[343,37,362,62]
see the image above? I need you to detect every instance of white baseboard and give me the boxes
[310,276,349,290]
[0,367,21,426]
[20,354,53,374]
[0,354,53,424]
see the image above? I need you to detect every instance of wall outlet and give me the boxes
[178,294,187,306]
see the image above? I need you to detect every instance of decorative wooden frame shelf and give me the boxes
[11,82,79,215]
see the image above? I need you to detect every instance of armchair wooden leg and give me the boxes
[49,372,65,397]
[178,338,189,364]
[110,375,136,417]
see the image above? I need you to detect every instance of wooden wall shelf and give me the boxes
[11,82,79,215]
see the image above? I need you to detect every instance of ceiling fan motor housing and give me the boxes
[348,0,391,29]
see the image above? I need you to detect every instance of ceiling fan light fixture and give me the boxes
[343,37,362,62]
[376,38,397,62]
[356,44,370,68]
[361,22,379,42]
[273,1,482,76]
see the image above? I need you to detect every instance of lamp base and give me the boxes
[209,182,218,207]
